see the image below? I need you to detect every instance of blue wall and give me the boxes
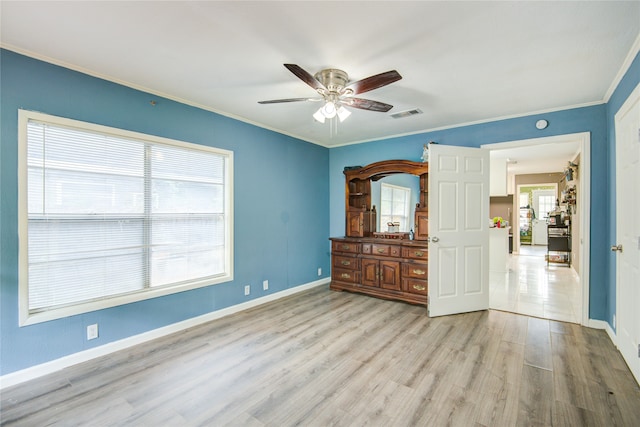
[329,50,640,329]
[328,99,606,325]
[0,50,331,375]
[2,47,639,376]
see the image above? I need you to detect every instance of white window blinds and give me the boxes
[20,111,233,324]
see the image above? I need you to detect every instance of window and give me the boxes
[18,110,233,325]
[537,195,555,219]
[380,183,411,232]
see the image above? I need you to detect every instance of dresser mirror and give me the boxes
[370,174,420,233]
[344,159,429,239]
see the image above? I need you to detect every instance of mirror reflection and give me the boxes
[371,174,420,232]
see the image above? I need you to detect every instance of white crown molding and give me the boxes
[604,32,640,103]
[0,43,327,147]
[330,100,605,149]
[4,31,638,150]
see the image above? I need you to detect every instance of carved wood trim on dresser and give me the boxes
[330,237,428,306]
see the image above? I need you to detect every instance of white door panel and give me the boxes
[615,81,640,384]
[428,144,490,317]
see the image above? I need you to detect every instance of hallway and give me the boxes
[490,245,582,324]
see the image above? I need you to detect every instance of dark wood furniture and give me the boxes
[332,160,429,305]
[547,224,571,266]
[330,237,429,305]
[343,160,429,239]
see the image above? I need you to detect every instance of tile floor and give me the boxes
[490,244,582,323]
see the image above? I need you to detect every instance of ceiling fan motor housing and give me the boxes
[314,69,350,94]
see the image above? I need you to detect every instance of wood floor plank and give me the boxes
[2,285,639,426]
[501,311,529,345]
[524,316,553,370]
[517,364,554,426]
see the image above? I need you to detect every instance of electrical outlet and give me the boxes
[263,280,269,290]
[87,324,98,340]
[318,267,322,276]
[244,285,250,296]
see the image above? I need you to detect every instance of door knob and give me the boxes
[431,236,440,243]
[611,244,623,252]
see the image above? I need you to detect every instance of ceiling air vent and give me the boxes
[390,108,423,119]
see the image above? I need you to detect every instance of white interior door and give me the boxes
[532,189,555,245]
[614,82,640,384]
[532,189,556,220]
[428,144,490,317]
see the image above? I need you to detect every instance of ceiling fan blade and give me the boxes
[345,70,402,95]
[258,98,315,104]
[284,64,327,92]
[345,98,394,113]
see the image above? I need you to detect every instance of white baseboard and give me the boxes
[0,279,330,390]
[588,318,617,347]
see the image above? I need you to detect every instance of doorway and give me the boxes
[517,185,557,248]
[483,133,591,325]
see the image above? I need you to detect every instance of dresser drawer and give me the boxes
[332,255,360,270]
[403,278,428,295]
[402,263,428,279]
[365,244,401,257]
[402,247,428,260]
[332,268,360,283]
[332,241,360,254]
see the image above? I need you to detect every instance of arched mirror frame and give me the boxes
[344,160,429,239]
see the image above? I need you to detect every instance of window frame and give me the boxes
[379,182,411,232]
[18,110,234,326]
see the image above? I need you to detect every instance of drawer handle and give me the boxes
[377,248,386,253]
[340,273,351,279]
[412,269,426,275]
[413,284,426,291]
[341,244,351,250]
[341,260,351,266]
[414,251,424,257]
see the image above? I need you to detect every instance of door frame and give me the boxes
[482,132,591,326]
[614,81,640,383]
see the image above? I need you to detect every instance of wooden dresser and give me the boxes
[330,237,428,306]
[331,159,429,306]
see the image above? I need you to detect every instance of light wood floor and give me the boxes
[2,285,639,426]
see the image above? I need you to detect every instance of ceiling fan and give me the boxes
[258,64,402,123]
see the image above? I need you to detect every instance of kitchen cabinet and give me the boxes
[490,158,507,196]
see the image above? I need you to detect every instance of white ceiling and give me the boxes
[1,1,639,159]
[489,137,581,177]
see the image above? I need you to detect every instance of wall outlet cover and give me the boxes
[87,324,98,340]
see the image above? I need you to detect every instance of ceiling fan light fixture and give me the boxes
[337,106,351,122]
[313,107,326,123]
[322,101,337,118]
